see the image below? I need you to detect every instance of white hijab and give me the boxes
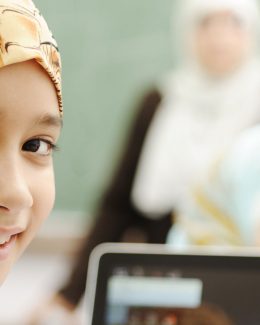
[131,0,260,218]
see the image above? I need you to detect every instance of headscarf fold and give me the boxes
[0,0,62,114]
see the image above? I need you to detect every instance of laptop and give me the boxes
[85,243,260,325]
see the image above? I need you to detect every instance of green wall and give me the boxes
[34,0,174,218]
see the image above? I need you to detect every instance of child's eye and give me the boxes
[22,139,56,156]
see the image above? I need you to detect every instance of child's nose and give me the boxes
[0,160,33,213]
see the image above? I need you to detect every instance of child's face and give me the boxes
[191,11,252,77]
[0,60,61,283]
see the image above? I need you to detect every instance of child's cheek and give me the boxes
[0,168,56,285]
[18,167,56,256]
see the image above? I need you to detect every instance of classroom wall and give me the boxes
[34,0,174,220]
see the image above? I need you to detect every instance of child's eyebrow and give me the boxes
[35,114,63,128]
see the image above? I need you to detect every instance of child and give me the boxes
[0,0,62,284]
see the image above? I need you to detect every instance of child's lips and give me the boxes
[0,226,24,237]
[0,227,24,260]
[0,235,12,245]
[0,234,17,261]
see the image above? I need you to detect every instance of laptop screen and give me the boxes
[86,244,260,325]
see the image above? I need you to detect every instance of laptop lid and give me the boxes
[85,243,260,325]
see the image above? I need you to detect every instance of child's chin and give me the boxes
[0,251,19,285]
[0,262,12,285]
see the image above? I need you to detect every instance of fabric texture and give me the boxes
[167,125,260,246]
[0,0,62,113]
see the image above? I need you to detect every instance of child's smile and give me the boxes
[0,60,61,283]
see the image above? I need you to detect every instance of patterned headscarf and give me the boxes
[0,0,62,114]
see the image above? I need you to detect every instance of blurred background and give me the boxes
[46,0,174,217]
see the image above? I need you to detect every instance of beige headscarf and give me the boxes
[0,0,62,114]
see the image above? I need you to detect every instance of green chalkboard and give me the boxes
[33,0,174,219]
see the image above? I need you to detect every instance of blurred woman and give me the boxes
[133,0,260,247]
[29,0,260,322]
